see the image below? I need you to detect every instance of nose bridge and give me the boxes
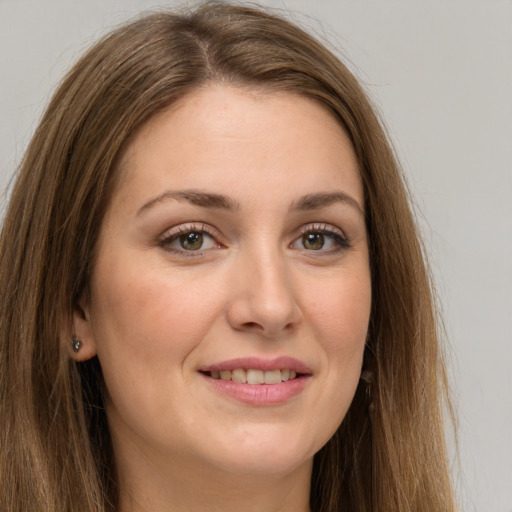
[227,238,300,336]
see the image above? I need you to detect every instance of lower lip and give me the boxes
[203,374,310,406]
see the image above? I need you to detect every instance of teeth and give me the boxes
[264,369,281,384]
[247,369,264,384]
[220,370,231,381]
[231,368,247,383]
[208,368,300,384]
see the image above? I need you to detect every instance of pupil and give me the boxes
[181,232,203,250]
[303,232,324,250]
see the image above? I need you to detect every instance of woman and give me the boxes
[0,3,456,511]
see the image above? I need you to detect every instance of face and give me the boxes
[75,85,371,480]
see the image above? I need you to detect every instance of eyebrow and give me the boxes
[136,189,240,216]
[290,192,364,217]
[136,189,363,217]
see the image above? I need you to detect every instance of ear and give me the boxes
[69,300,98,362]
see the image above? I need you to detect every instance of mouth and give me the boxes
[200,368,302,384]
[198,357,311,405]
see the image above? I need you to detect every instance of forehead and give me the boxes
[112,85,363,214]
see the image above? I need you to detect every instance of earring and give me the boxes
[71,335,82,353]
[360,369,373,386]
[360,370,375,413]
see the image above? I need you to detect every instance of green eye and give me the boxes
[302,232,325,250]
[291,225,350,253]
[160,227,219,253]
[179,232,204,250]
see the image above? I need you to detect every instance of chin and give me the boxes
[199,424,323,478]
[215,449,313,478]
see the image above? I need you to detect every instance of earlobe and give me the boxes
[70,300,98,362]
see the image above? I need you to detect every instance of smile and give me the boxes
[199,357,311,405]
[205,368,298,384]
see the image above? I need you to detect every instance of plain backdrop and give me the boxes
[1,1,511,510]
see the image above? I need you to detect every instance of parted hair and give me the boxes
[0,3,456,511]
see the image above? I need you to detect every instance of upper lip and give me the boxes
[199,356,312,374]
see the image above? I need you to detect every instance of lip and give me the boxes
[198,356,312,374]
[198,356,312,406]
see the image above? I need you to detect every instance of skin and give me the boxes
[73,85,372,512]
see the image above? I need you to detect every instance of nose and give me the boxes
[226,246,302,338]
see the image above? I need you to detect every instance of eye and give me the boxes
[159,224,221,253]
[291,224,350,253]
[301,232,328,250]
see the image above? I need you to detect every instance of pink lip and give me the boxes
[198,356,312,406]
[199,356,312,374]
[205,377,310,406]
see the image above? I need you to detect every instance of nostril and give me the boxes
[243,322,260,330]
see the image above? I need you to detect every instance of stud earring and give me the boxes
[71,335,82,353]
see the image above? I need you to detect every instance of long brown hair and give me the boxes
[0,3,456,511]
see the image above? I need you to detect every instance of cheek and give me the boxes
[306,269,371,350]
[91,258,222,362]
[88,260,226,437]
[304,269,371,421]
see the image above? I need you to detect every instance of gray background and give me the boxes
[1,1,511,510]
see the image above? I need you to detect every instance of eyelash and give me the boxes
[294,223,351,254]
[158,222,351,256]
[158,223,221,257]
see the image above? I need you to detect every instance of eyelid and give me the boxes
[296,222,347,238]
[159,222,215,241]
